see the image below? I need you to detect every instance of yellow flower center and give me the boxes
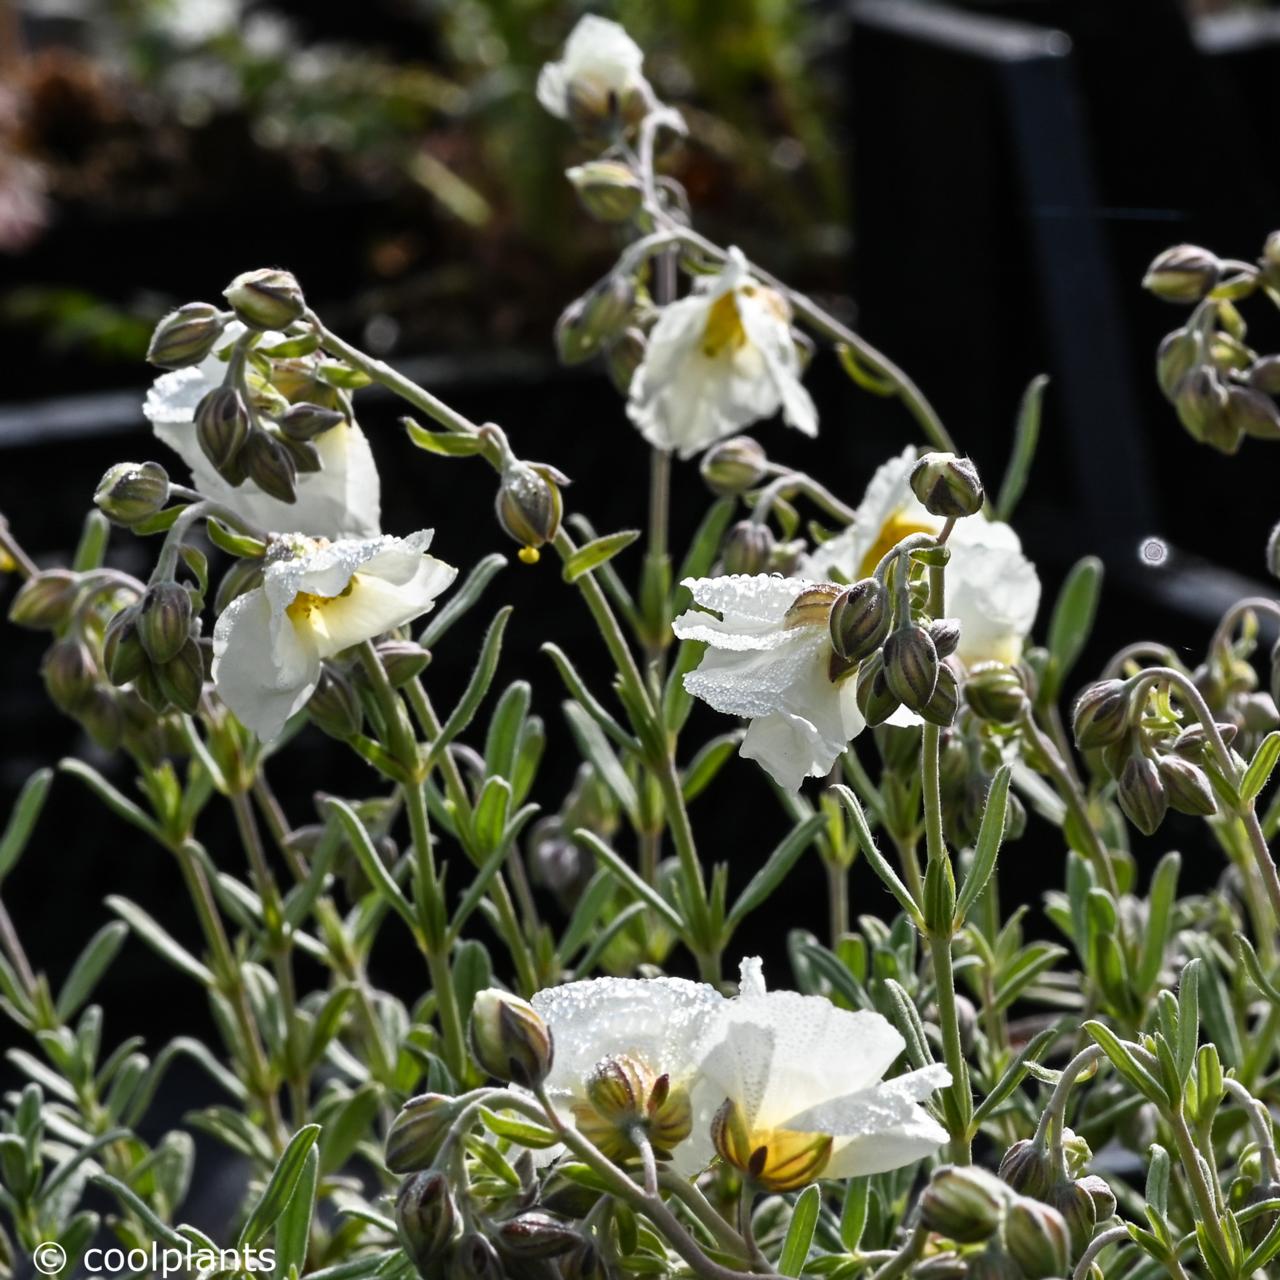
[858,511,938,578]
[701,291,749,359]
[286,579,356,623]
[711,1099,833,1193]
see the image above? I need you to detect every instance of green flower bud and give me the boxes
[575,1055,692,1161]
[495,461,566,563]
[924,853,957,934]
[1156,327,1201,399]
[396,1170,458,1271]
[722,521,775,576]
[137,582,193,666]
[147,302,227,370]
[998,1139,1053,1199]
[102,606,146,686]
[856,651,901,727]
[560,1240,604,1280]
[376,639,432,688]
[1157,753,1217,816]
[922,662,959,727]
[1004,1196,1070,1278]
[1143,244,1221,303]
[468,989,553,1087]
[448,1233,503,1280]
[965,662,1028,725]
[386,1094,460,1173]
[700,436,768,496]
[1046,1178,1098,1257]
[243,430,298,504]
[909,452,984,518]
[883,625,939,712]
[278,402,345,442]
[156,638,205,715]
[1250,355,1280,396]
[967,1248,1023,1280]
[605,327,646,395]
[496,1213,581,1260]
[1242,691,1280,733]
[1117,750,1168,836]
[280,435,322,475]
[224,268,306,330]
[1072,680,1131,749]
[8,569,80,630]
[1176,365,1240,453]
[1076,1173,1116,1223]
[566,160,644,222]
[556,275,635,364]
[830,578,891,663]
[919,1165,1009,1243]
[307,665,363,741]
[42,637,97,712]
[1226,385,1280,441]
[929,617,961,660]
[195,387,250,473]
[94,462,170,528]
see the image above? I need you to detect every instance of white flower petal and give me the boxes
[537,15,648,118]
[945,520,1040,666]
[674,574,813,644]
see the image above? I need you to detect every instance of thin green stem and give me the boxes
[1169,1109,1233,1267]
[826,858,849,944]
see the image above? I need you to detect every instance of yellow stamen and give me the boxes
[518,546,541,565]
[286,579,356,623]
[859,512,937,578]
[701,291,749,359]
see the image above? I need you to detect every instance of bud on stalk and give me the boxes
[1003,1196,1071,1279]
[883,625,940,712]
[147,302,227,370]
[1142,244,1221,303]
[566,160,644,222]
[195,387,250,472]
[396,1170,458,1270]
[42,638,97,712]
[919,1165,1009,1243]
[1117,749,1168,836]
[1072,679,1131,749]
[829,578,890,663]
[94,462,170,528]
[137,582,193,666]
[468,989,553,1087]
[243,431,298,503]
[8,570,80,631]
[386,1094,460,1173]
[909,452,984,518]
[700,436,768,496]
[495,461,565,564]
[722,521,775,576]
[224,268,306,331]
[307,665,363,741]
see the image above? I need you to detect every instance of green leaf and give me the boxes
[56,921,128,1020]
[831,785,922,925]
[882,978,934,1070]
[779,1184,821,1277]
[319,1085,379,1176]
[726,815,824,933]
[478,1107,561,1149]
[402,417,487,456]
[72,510,111,572]
[107,896,213,987]
[1043,556,1103,702]
[970,1024,1063,1130]
[322,799,418,933]
[573,830,685,935]
[428,607,512,764]
[676,497,737,587]
[89,1173,190,1249]
[996,373,1047,522]
[0,768,52,883]
[1084,1021,1168,1107]
[955,765,1012,922]
[1236,932,1280,1007]
[1175,959,1200,1083]
[542,643,636,751]
[59,759,164,843]
[207,518,267,559]
[1242,731,1280,804]
[1136,852,1180,994]
[682,733,742,804]
[420,553,507,648]
[484,681,531,782]
[840,1178,870,1253]
[562,531,640,583]
[562,702,640,823]
[238,1124,322,1248]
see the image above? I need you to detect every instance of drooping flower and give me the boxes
[672,574,861,792]
[531,975,725,1169]
[144,326,381,539]
[695,960,950,1190]
[803,447,1040,667]
[628,249,817,460]
[536,15,652,125]
[212,531,455,740]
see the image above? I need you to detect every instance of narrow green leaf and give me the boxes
[562,702,640,823]
[562,530,640,583]
[206,518,267,560]
[726,815,824,932]
[322,799,418,933]
[1176,959,1200,1083]
[955,765,1012,921]
[0,768,53,883]
[59,759,164,844]
[72,510,111,572]
[478,1107,560,1149]
[56,922,128,1020]
[840,1178,870,1253]
[238,1124,322,1248]
[573,830,684,934]
[1236,932,1280,1007]
[319,1085,379,1176]
[1084,1021,1168,1107]
[107,896,213,987]
[1136,852,1180,993]
[682,733,742,804]
[996,373,1047,522]
[483,681,531,782]
[831,785,922,924]
[676,497,737,587]
[1044,556,1103,702]
[89,1173,190,1249]
[970,1024,1063,1130]
[402,417,487,456]
[882,978,934,1070]
[420,553,507,648]
[779,1185,820,1277]
[542,643,636,751]
[1242,731,1280,804]
[428,607,512,763]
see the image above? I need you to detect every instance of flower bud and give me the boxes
[468,989,553,1087]
[1227,386,1280,441]
[376,639,432,688]
[448,1234,503,1280]
[496,462,565,563]
[8,570,79,630]
[967,1249,1023,1280]
[137,582,193,666]
[1004,1196,1070,1279]
[79,687,124,750]
[710,1098,832,1193]
[883,625,939,712]
[560,1240,605,1280]
[224,268,306,330]
[566,160,644,222]
[1242,691,1280,734]
[94,462,170,528]
[496,1213,581,1260]
[555,275,635,364]
[605,327,646,395]
[1046,1178,1097,1257]
[1156,327,1201,399]
[42,638,97,712]
[195,387,250,473]
[156,639,205,715]
[147,302,227,370]
[1250,355,1280,396]
[396,1170,458,1271]
[243,431,298,503]
[307,665,363,741]
[576,1055,692,1161]
[1118,750,1168,836]
[700,436,768,496]
[722,521,775,576]
[1076,1173,1116,1223]
[829,579,890,663]
[1142,244,1221,303]
[1157,753,1217,817]
[278,402,345,442]
[998,1139,1053,1199]
[856,651,901,727]
[386,1094,460,1173]
[1176,366,1239,452]
[929,617,961,660]
[909,452,984,519]
[922,663,959,727]
[964,662,1028,725]
[1072,680,1131,749]
[919,1165,1009,1243]
[281,435,322,475]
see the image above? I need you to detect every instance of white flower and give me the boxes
[672,574,861,792]
[628,249,817,460]
[144,327,381,539]
[212,531,455,740]
[531,975,725,1170]
[695,959,950,1188]
[537,15,651,121]
[803,447,1040,667]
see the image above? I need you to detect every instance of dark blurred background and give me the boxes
[1,0,1277,1098]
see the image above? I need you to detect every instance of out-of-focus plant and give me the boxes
[4,15,1280,1280]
